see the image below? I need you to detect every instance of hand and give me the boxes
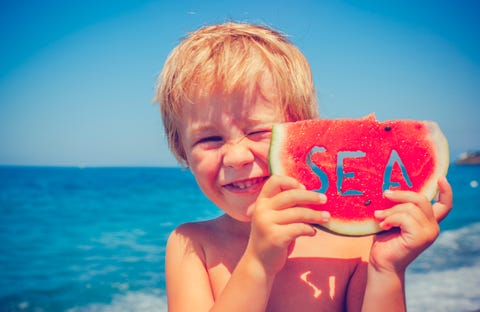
[244,175,330,275]
[369,176,453,273]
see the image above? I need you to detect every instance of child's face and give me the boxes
[180,78,284,222]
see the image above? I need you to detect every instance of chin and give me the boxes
[221,201,255,223]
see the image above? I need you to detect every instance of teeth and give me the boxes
[231,178,263,189]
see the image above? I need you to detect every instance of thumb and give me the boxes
[259,175,305,199]
[433,176,453,223]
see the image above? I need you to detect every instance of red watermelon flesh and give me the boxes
[268,114,449,236]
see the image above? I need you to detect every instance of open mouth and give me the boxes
[224,176,268,192]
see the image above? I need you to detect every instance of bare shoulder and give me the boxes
[165,218,228,309]
[166,217,221,257]
[166,214,249,278]
[168,219,215,242]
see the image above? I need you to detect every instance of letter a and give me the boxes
[383,149,413,192]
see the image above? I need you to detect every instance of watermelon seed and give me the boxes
[384,126,392,131]
[364,199,372,206]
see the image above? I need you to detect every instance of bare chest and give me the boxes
[205,233,371,311]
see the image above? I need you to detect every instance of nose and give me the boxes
[222,137,255,169]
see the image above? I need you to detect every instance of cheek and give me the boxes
[188,153,223,201]
[253,142,271,163]
[187,149,220,177]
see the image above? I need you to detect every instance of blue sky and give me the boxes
[0,0,479,167]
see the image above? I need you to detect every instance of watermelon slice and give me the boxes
[269,114,449,236]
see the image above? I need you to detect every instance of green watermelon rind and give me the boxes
[268,117,449,237]
[268,123,286,176]
[318,219,382,237]
[420,121,450,201]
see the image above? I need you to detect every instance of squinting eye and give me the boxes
[247,130,272,141]
[195,136,223,145]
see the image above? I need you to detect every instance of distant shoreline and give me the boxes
[455,151,480,166]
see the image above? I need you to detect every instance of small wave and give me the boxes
[66,291,167,312]
[406,223,480,311]
[406,265,480,311]
[93,230,162,254]
[409,222,480,272]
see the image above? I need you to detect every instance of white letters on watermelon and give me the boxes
[306,147,413,195]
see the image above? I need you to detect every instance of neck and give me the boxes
[218,214,251,238]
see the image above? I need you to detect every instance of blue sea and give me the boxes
[0,165,479,312]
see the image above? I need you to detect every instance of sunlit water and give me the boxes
[0,166,479,311]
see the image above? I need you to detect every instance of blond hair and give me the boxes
[155,22,318,164]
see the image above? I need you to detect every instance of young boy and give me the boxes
[155,22,452,311]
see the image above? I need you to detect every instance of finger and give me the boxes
[433,176,453,222]
[375,203,426,231]
[275,207,331,225]
[259,175,305,198]
[269,189,327,211]
[376,206,438,243]
[383,190,434,220]
[280,222,322,240]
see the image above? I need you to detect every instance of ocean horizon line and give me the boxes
[0,161,475,169]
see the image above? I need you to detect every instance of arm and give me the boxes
[165,225,215,311]
[361,177,453,311]
[215,175,330,311]
[362,262,407,311]
[166,175,330,312]
[166,224,278,311]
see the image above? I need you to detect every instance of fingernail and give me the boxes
[317,193,327,202]
[374,210,385,218]
[321,211,331,221]
[378,221,391,231]
[383,190,393,197]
